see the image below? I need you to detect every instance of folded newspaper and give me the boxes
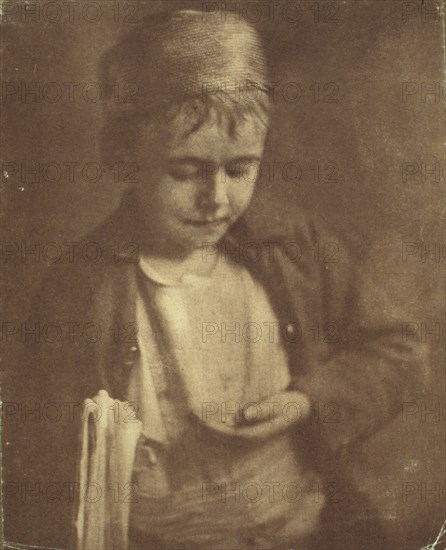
[74,390,142,550]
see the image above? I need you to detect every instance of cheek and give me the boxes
[138,176,197,215]
[162,180,200,217]
[228,181,256,213]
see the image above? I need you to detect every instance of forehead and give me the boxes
[148,106,268,162]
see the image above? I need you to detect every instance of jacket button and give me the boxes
[147,448,158,465]
[222,415,236,427]
[129,345,139,353]
[286,324,295,334]
[140,442,158,465]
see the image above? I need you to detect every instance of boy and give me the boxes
[9,9,426,549]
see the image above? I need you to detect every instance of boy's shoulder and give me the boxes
[240,204,344,250]
[38,200,138,308]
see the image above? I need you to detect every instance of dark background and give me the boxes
[2,0,445,547]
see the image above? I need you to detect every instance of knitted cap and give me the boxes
[101,9,269,117]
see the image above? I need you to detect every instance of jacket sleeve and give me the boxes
[293,219,431,455]
[4,264,94,549]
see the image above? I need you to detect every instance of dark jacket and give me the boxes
[5,195,428,549]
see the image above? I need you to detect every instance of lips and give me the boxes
[185,217,229,227]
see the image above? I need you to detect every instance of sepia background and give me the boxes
[2,0,445,547]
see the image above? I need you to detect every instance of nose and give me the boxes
[197,164,230,212]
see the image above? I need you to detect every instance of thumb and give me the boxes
[241,391,311,424]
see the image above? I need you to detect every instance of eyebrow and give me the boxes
[167,156,203,166]
[168,156,262,165]
[228,156,262,164]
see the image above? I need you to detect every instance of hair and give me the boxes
[100,92,271,167]
[99,9,271,167]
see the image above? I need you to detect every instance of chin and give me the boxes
[182,231,227,252]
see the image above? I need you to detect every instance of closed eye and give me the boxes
[225,160,260,182]
[168,161,201,181]
[225,163,244,179]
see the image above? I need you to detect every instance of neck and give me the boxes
[140,244,217,282]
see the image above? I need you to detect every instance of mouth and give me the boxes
[184,217,230,228]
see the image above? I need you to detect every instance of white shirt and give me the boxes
[128,255,324,548]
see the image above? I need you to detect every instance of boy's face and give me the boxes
[134,107,268,256]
